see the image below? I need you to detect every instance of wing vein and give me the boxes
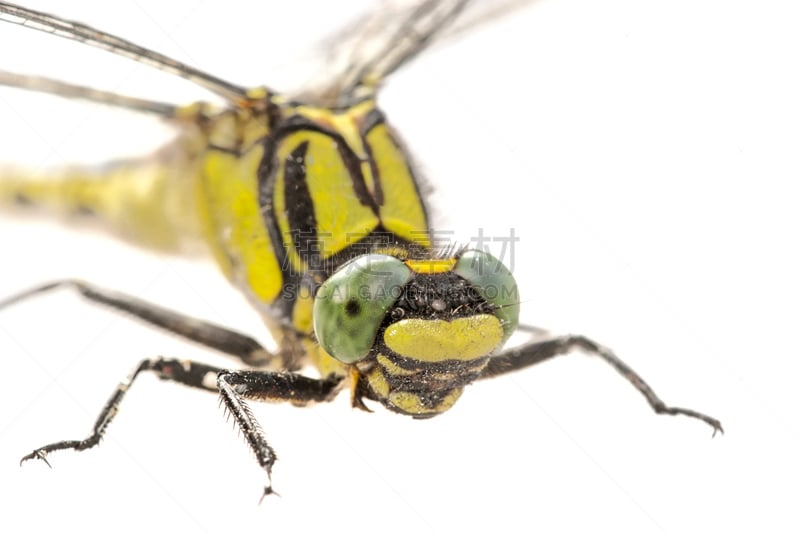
[0,2,247,101]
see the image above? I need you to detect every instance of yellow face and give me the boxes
[313,250,519,417]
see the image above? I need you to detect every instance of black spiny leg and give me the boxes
[20,357,222,466]
[0,280,284,367]
[481,334,723,435]
[216,371,343,500]
[20,357,343,499]
[2,279,345,497]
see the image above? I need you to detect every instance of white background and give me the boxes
[1,1,798,531]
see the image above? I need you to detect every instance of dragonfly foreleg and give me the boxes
[20,357,223,466]
[216,370,343,501]
[481,333,724,435]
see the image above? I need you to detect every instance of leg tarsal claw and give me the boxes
[259,484,280,505]
[20,449,52,468]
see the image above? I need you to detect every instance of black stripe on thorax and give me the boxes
[256,114,379,318]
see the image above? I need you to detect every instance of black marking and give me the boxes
[265,96,282,132]
[279,114,330,133]
[345,298,361,317]
[364,117,430,226]
[358,108,389,207]
[284,141,318,265]
[319,226,429,274]
[336,138,380,214]
[13,193,32,206]
[207,143,242,156]
[362,127,385,208]
[359,108,386,136]
[268,112,379,212]
[361,350,489,418]
[390,272,495,320]
[74,204,95,216]
[377,350,490,377]
[258,131,297,318]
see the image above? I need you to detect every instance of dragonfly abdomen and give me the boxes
[0,146,206,253]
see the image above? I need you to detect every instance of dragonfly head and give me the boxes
[313,249,519,418]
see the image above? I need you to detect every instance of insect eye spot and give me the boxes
[345,298,361,317]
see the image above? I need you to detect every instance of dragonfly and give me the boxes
[0,0,722,502]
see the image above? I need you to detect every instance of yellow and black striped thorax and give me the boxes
[199,95,432,326]
[260,98,431,318]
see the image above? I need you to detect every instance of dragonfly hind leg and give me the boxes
[481,333,724,435]
[21,356,343,500]
[0,279,286,367]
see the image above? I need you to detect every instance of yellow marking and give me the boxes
[373,246,413,260]
[349,366,362,407]
[245,86,269,100]
[305,342,348,378]
[365,123,430,248]
[288,102,431,250]
[173,101,204,121]
[404,258,456,274]
[383,315,504,362]
[294,99,374,151]
[273,130,381,259]
[292,283,314,334]
[201,145,283,303]
[241,113,269,148]
[389,388,464,416]
[376,354,416,376]
[326,100,378,198]
[204,107,269,154]
[207,111,238,148]
[366,367,390,398]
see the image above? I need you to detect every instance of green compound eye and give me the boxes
[313,254,412,363]
[454,250,520,343]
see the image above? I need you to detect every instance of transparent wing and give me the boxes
[0,1,535,109]
[297,0,535,106]
[0,70,179,116]
[0,1,247,103]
